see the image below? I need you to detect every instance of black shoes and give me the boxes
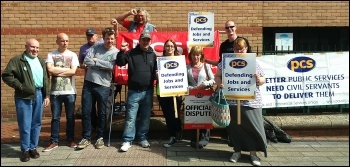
[20,151,30,162]
[21,149,40,162]
[29,149,40,158]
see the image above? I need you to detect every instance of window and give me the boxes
[263,27,349,54]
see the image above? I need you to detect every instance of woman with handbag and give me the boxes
[214,38,267,166]
[186,45,215,148]
[157,39,184,148]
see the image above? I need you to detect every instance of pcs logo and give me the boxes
[287,56,316,72]
[164,61,179,69]
[194,16,207,24]
[195,93,204,98]
[229,59,247,69]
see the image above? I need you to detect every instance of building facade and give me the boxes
[1,1,349,121]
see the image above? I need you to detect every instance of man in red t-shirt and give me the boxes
[111,8,157,117]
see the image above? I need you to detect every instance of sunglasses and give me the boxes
[225,26,235,29]
[104,28,115,33]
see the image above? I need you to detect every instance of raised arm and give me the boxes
[115,9,136,25]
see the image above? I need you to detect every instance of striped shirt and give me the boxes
[218,61,265,108]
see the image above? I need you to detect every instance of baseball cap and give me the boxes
[140,32,151,39]
[86,28,97,35]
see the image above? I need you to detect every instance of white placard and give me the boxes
[188,12,214,48]
[157,55,188,97]
[184,89,213,129]
[257,52,349,108]
[222,53,257,100]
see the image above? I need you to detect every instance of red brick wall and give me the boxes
[1,1,349,121]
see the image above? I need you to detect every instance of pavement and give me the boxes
[1,117,349,166]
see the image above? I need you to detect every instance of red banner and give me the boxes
[114,31,220,85]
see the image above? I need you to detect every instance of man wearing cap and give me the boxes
[76,27,118,150]
[116,32,157,152]
[78,28,99,132]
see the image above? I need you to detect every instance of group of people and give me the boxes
[2,7,267,166]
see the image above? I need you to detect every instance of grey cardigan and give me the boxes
[186,63,215,89]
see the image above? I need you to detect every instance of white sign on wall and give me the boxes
[275,33,293,51]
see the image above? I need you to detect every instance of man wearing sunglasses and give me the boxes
[77,27,118,150]
[205,20,252,66]
[112,8,157,33]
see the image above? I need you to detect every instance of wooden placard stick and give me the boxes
[237,100,241,125]
[173,96,178,118]
[196,129,200,150]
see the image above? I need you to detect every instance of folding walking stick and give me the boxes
[108,84,116,147]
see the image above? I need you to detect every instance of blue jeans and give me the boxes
[90,95,98,129]
[81,81,110,140]
[50,94,76,143]
[15,88,43,152]
[122,89,153,143]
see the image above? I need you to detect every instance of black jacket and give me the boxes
[116,45,157,91]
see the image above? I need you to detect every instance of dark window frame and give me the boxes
[262,27,349,54]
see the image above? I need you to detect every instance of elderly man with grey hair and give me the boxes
[111,8,157,33]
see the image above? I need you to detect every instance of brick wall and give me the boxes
[1,1,349,121]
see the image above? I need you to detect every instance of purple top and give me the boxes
[79,43,93,64]
[79,40,104,64]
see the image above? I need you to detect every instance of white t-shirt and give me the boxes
[46,49,80,95]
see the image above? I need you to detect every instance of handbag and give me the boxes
[209,88,231,127]
[113,65,128,85]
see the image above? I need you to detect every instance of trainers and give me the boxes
[29,149,40,158]
[139,140,150,148]
[199,137,209,147]
[250,155,261,166]
[163,137,177,148]
[77,138,91,149]
[120,142,132,152]
[42,142,58,152]
[67,140,77,148]
[229,152,241,163]
[20,151,30,162]
[95,137,104,149]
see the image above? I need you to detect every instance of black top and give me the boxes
[116,45,157,91]
[218,36,252,63]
